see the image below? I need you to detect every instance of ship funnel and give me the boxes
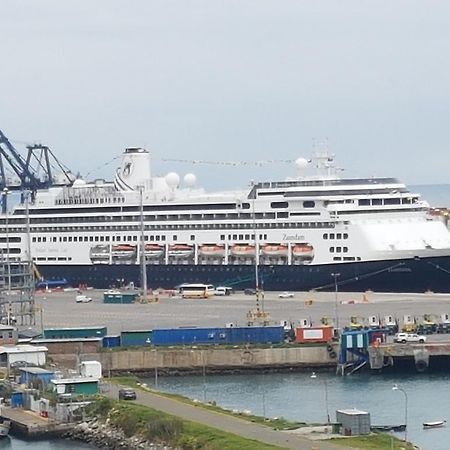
[114,147,151,192]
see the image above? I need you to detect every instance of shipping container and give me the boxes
[152,326,284,346]
[103,292,137,304]
[341,330,370,349]
[336,409,371,436]
[102,335,121,348]
[121,330,153,347]
[295,326,334,344]
[11,391,24,408]
[43,326,107,339]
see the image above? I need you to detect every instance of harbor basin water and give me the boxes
[146,371,450,450]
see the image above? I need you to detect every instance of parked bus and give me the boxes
[178,284,215,299]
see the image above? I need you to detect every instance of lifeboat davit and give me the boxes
[199,244,225,257]
[261,244,289,257]
[168,244,194,257]
[292,243,314,258]
[231,244,255,257]
[145,244,164,258]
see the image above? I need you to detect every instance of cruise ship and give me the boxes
[2,148,450,292]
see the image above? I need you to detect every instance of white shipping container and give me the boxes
[79,361,102,379]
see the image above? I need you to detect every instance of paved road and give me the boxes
[106,384,359,450]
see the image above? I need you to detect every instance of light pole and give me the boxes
[331,272,340,332]
[152,347,158,389]
[138,186,147,300]
[392,384,408,443]
[311,372,330,424]
[202,350,206,403]
[3,188,11,294]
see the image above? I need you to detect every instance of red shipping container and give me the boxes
[295,326,334,344]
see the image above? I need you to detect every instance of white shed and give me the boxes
[0,344,48,368]
[79,361,102,379]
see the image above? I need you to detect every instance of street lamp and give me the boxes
[138,186,147,300]
[3,188,11,294]
[392,384,408,442]
[202,350,206,403]
[331,272,340,332]
[152,347,158,389]
[311,372,330,424]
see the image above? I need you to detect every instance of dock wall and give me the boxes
[49,345,337,374]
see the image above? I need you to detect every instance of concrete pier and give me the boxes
[1,407,74,437]
[369,342,450,372]
[49,344,339,374]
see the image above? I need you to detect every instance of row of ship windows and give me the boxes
[56,197,126,205]
[323,233,348,240]
[32,233,270,244]
[333,256,361,261]
[358,198,417,206]
[8,211,323,225]
[11,221,336,234]
[33,256,73,262]
[329,247,349,253]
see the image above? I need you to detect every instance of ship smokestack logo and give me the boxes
[122,161,133,177]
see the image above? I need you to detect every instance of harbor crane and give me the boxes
[0,128,73,193]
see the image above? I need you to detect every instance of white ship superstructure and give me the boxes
[1,148,450,291]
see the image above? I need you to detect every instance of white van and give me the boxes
[214,286,233,296]
[76,295,92,303]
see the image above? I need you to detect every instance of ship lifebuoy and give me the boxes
[415,359,428,373]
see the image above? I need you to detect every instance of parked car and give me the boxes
[394,332,426,344]
[118,388,137,400]
[278,291,295,298]
[214,286,233,296]
[76,295,92,303]
[244,288,256,295]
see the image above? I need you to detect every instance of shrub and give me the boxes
[110,410,140,437]
[87,397,115,418]
[177,435,201,449]
[144,417,183,441]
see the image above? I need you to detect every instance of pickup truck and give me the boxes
[394,332,426,344]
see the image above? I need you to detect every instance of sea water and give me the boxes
[0,436,94,449]
[149,371,450,450]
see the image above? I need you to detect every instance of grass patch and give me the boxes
[110,378,419,449]
[87,397,283,450]
[330,432,416,449]
[111,376,305,430]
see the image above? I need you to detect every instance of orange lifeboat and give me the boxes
[168,244,194,257]
[261,244,289,257]
[199,244,225,257]
[231,244,256,257]
[145,244,164,258]
[292,243,314,258]
[112,244,136,255]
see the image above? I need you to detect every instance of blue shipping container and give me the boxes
[102,335,121,348]
[121,330,153,347]
[43,327,107,339]
[152,326,284,346]
[11,391,24,408]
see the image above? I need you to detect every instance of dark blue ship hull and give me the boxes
[38,255,450,292]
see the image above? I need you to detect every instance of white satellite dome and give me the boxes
[184,173,197,187]
[295,157,309,170]
[165,172,180,189]
[72,179,87,187]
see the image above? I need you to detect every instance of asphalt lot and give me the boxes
[34,289,450,335]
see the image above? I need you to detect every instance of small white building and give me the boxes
[0,344,48,369]
[79,361,102,379]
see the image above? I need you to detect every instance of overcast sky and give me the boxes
[2,1,450,190]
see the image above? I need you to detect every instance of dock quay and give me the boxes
[369,342,450,372]
[1,406,75,437]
